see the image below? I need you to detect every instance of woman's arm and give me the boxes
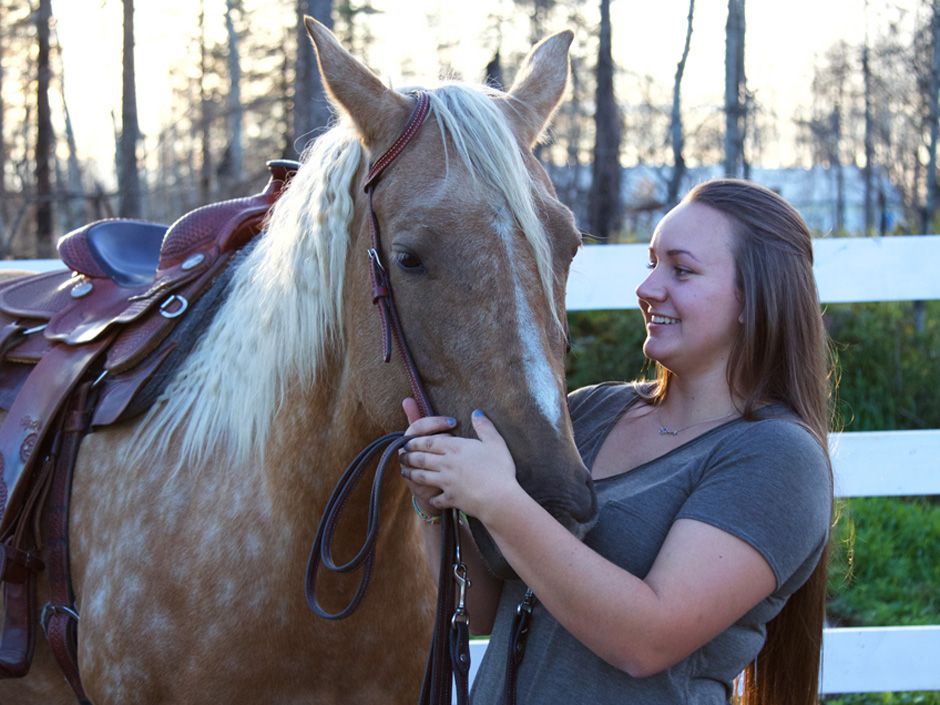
[401,410,777,676]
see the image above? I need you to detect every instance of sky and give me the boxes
[49,0,919,174]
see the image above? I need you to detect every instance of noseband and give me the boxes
[304,92,472,705]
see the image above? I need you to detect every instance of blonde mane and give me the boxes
[130,84,559,472]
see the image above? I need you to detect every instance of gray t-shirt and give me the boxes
[470,382,832,705]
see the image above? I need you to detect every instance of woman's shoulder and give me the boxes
[567,380,651,413]
[708,409,832,493]
[732,407,827,458]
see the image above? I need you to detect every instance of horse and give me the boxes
[0,19,596,705]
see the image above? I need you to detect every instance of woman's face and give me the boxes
[636,201,743,379]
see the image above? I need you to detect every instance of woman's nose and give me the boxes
[636,268,665,303]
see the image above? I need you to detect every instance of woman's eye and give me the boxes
[646,261,656,270]
[674,267,692,277]
[395,251,425,273]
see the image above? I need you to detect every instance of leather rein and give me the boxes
[303,92,472,705]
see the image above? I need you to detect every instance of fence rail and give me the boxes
[4,235,939,696]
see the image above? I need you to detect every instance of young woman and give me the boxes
[400,179,834,705]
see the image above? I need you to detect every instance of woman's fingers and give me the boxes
[402,397,423,425]
[400,449,443,470]
[401,399,458,437]
[470,409,506,446]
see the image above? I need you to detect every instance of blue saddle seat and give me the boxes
[84,220,168,287]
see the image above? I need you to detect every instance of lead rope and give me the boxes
[505,588,538,705]
[304,91,471,705]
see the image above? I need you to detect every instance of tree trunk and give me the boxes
[484,49,504,91]
[292,0,333,158]
[924,1,940,234]
[35,0,53,257]
[199,0,212,203]
[562,54,583,212]
[54,26,87,229]
[862,41,874,234]
[587,0,621,241]
[831,108,845,232]
[915,2,940,334]
[0,0,8,235]
[667,0,695,207]
[723,0,745,178]
[221,0,244,193]
[61,94,86,229]
[118,0,142,218]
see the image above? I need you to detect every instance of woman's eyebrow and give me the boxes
[666,248,701,262]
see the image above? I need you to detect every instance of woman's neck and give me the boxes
[660,368,741,427]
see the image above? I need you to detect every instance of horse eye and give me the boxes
[395,251,425,273]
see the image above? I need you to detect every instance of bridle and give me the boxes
[304,92,472,705]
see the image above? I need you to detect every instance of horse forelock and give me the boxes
[424,85,561,326]
[128,83,561,474]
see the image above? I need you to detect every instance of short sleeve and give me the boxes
[676,419,833,592]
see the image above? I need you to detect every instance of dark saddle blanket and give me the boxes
[0,160,297,681]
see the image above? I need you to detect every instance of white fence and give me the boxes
[4,234,939,696]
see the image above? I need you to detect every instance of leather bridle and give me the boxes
[304,92,472,705]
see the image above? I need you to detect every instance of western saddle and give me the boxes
[0,160,298,701]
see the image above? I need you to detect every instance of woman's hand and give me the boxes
[400,398,455,518]
[399,400,523,524]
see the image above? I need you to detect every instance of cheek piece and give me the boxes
[303,91,472,705]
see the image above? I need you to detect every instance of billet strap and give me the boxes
[42,380,97,705]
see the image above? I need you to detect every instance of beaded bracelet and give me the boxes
[411,495,441,524]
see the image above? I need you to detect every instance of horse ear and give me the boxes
[504,31,574,148]
[303,16,409,148]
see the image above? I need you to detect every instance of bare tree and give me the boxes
[118,0,142,218]
[862,36,874,234]
[292,0,333,158]
[35,0,53,256]
[0,0,8,234]
[587,0,622,240]
[924,0,940,233]
[59,76,86,230]
[667,0,695,207]
[797,41,855,232]
[219,0,244,193]
[198,0,212,203]
[723,0,746,178]
[484,49,504,90]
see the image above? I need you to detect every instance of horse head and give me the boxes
[303,18,597,578]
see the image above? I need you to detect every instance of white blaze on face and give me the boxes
[495,214,563,431]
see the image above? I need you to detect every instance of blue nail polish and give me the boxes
[472,409,484,418]
[447,417,457,426]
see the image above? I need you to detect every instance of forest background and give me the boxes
[1,1,939,702]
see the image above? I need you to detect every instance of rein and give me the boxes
[304,92,472,705]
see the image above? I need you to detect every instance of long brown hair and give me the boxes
[647,179,835,705]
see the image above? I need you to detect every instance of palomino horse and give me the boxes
[0,19,595,705]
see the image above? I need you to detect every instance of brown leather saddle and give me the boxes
[0,160,297,698]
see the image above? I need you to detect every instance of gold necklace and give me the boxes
[657,408,739,437]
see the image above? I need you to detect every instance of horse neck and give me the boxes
[259,337,411,547]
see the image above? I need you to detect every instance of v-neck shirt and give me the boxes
[469,382,832,705]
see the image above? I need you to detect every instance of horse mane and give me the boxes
[128,84,558,474]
